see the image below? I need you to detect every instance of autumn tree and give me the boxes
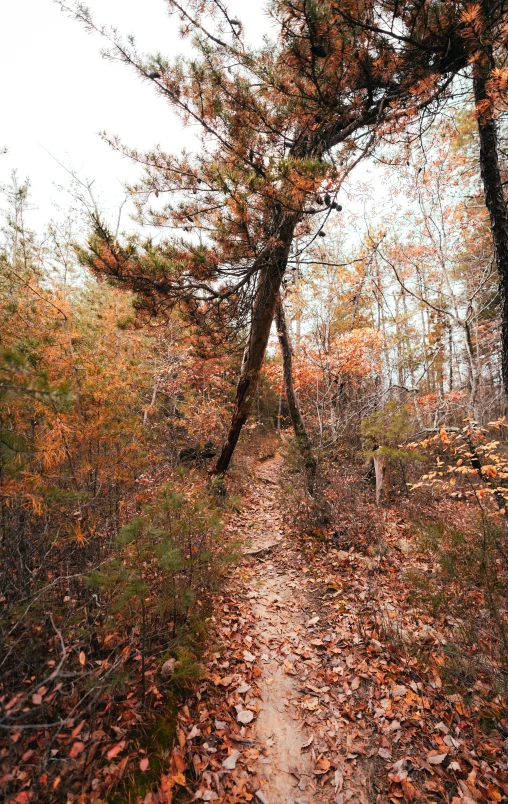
[63,0,465,475]
[333,0,508,394]
[371,114,499,422]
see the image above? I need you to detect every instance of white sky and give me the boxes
[0,0,269,229]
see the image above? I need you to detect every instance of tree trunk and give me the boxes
[374,450,390,506]
[462,319,480,421]
[213,216,296,474]
[275,298,317,492]
[473,64,508,398]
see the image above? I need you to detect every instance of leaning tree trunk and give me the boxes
[275,298,317,492]
[473,63,508,399]
[213,216,297,474]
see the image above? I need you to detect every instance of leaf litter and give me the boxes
[145,447,507,804]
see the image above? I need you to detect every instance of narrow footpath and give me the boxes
[204,451,377,804]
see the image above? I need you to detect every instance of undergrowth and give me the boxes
[408,514,508,696]
[0,475,239,803]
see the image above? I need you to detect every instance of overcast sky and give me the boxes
[0,0,268,228]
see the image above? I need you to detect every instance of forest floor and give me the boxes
[150,441,507,804]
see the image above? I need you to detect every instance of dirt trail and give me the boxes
[239,454,335,804]
[201,446,379,804]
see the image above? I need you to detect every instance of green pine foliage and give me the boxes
[408,516,508,692]
[88,480,238,687]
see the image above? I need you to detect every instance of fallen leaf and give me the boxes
[243,651,256,663]
[201,792,219,802]
[217,674,235,686]
[236,682,251,694]
[187,725,201,739]
[401,778,417,801]
[69,741,85,758]
[106,741,126,760]
[222,749,241,770]
[160,658,176,678]
[79,651,86,666]
[428,753,447,765]
[71,720,85,739]
[171,750,186,773]
[139,757,149,771]
[301,736,314,750]
[486,784,502,802]
[237,710,254,724]
[315,755,331,774]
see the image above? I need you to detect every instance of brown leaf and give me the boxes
[71,720,85,739]
[69,741,85,758]
[401,779,417,801]
[171,750,186,773]
[222,749,241,769]
[315,755,331,774]
[106,740,126,760]
[427,753,447,765]
[216,674,235,687]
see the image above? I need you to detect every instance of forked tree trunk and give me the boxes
[474,63,508,398]
[213,217,296,474]
[275,299,317,492]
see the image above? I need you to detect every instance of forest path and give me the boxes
[241,453,319,804]
[213,449,376,804]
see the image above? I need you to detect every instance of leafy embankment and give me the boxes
[1,466,239,804]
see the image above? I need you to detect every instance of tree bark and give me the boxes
[213,216,296,474]
[275,298,317,492]
[473,63,508,398]
[374,450,390,506]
